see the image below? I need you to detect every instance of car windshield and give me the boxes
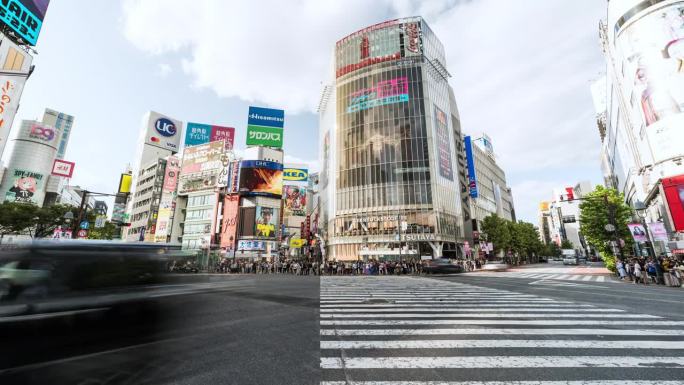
[1,2,683,384]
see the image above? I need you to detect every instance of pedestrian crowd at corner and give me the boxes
[615,256,683,287]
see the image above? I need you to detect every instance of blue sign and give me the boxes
[240,160,282,171]
[155,118,177,137]
[247,106,285,128]
[185,122,212,146]
[0,0,49,46]
[464,136,478,198]
[80,220,89,230]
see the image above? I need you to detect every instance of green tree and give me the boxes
[88,221,118,240]
[560,239,574,249]
[481,214,511,257]
[31,204,80,238]
[0,201,39,241]
[547,242,562,257]
[579,185,633,271]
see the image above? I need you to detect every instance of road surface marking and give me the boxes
[319,381,684,385]
[320,313,657,319]
[319,308,619,313]
[319,328,684,336]
[320,340,684,349]
[320,320,684,326]
[319,356,684,369]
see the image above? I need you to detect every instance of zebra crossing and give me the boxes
[462,271,612,282]
[319,276,684,385]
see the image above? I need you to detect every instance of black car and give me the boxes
[0,240,187,316]
[422,258,464,274]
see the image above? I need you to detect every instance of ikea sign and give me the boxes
[283,168,308,182]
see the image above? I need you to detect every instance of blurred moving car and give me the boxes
[422,258,464,274]
[563,256,578,265]
[0,241,189,318]
[483,261,509,271]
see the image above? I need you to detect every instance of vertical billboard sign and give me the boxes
[4,168,44,204]
[145,111,182,152]
[464,136,478,198]
[628,223,648,242]
[220,195,240,250]
[648,221,668,242]
[0,76,28,158]
[434,105,453,181]
[163,156,180,193]
[228,160,240,194]
[662,174,684,232]
[246,106,284,148]
[0,0,50,46]
[283,185,307,216]
[615,4,684,164]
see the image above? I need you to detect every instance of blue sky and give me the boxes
[3,0,606,223]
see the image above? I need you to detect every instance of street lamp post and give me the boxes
[634,201,654,258]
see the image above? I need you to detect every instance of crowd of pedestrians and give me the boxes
[615,256,683,287]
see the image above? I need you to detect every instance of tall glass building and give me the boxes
[319,17,466,261]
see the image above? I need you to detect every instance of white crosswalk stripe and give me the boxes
[320,276,684,384]
[459,271,614,282]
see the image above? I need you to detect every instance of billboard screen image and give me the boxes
[238,160,283,197]
[434,105,453,181]
[283,185,307,217]
[181,141,224,175]
[255,206,279,238]
[662,174,684,232]
[4,168,44,204]
[615,4,684,163]
[347,76,409,113]
[0,0,50,46]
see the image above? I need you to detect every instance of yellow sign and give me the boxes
[118,173,132,194]
[283,168,308,182]
[256,223,275,237]
[539,201,550,212]
[290,238,306,248]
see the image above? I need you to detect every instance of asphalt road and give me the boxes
[0,275,321,385]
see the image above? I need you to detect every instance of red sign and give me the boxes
[77,229,88,239]
[220,195,240,249]
[565,187,575,201]
[51,159,75,178]
[163,156,180,193]
[662,174,684,232]
[210,126,235,150]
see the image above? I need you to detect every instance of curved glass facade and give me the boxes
[322,17,464,261]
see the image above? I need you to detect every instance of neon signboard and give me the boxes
[347,76,409,113]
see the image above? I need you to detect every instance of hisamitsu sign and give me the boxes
[247,106,284,148]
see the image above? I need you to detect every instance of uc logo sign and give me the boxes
[283,168,308,181]
[155,118,177,137]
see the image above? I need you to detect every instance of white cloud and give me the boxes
[156,63,172,78]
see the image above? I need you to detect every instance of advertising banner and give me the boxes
[283,185,306,217]
[237,240,265,251]
[163,156,180,193]
[112,203,126,223]
[0,0,50,46]
[347,76,409,113]
[539,201,550,212]
[662,174,684,232]
[628,223,648,242]
[51,159,75,178]
[434,105,453,181]
[464,136,478,198]
[255,206,278,238]
[246,125,283,148]
[178,174,218,194]
[290,238,306,248]
[220,195,240,250]
[153,207,173,243]
[402,22,422,56]
[145,111,182,152]
[648,221,668,242]
[17,122,61,149]
[335,19,402,78]
[283,167,308,183]
[210,125,235,150]
[180,141,224,175]
[238,160,283,197]
[615,4,684,164]
[0,75,28,158]
[246,106,284,148]
[185,122,211,147]
[227,160,240,194]
[4,168,44,204]
[118,173,132,194]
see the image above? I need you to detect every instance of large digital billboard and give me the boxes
[615,3,684,164]
[4,168,44,204]
[464,136,478,198]
[434,105,453,181]
[246,106,284,148]
[0,0,50,46]
[283,185,306,217]
[347,76,409,113]
[145,111,182,153]
[238,160,283,197]
[255,206,279,238]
